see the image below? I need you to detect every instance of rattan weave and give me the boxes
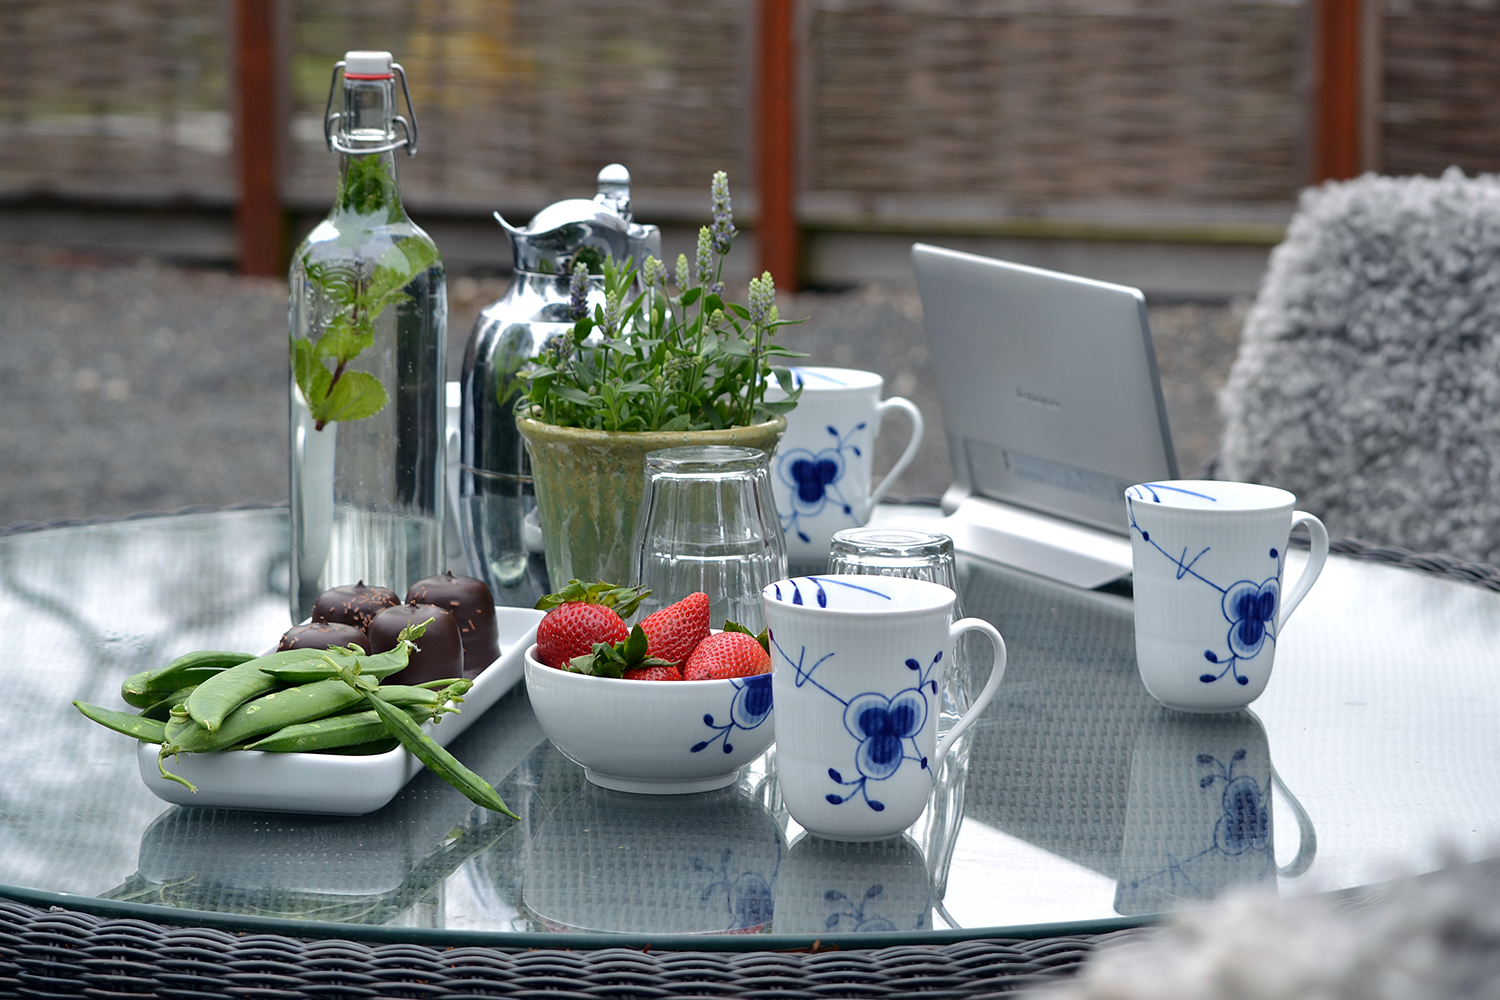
[0,897,1140,999]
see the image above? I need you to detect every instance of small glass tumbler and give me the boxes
[828,527,977,723]
[631,446,787,632]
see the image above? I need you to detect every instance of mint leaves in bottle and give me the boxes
[290,51,447,623]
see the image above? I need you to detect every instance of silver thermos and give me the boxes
[459,164,661,605]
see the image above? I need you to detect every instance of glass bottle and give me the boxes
[289,51,447,622]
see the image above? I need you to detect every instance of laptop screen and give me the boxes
[912,244,1178,535]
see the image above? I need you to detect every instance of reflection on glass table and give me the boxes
[2,509,1499,945]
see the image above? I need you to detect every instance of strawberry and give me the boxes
[638,592,711,665]
[683,631,772,680]
[534,580,650,669]
[536,603,628,669]
[622,664,683,681]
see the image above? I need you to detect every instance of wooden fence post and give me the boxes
[234,0,282,276]
[756,0,798,292]
[1314,0,1363,182]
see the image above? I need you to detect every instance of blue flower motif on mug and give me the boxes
[692,674,773,755]
[844,690,928,781]
[776,423,864,544]
[1222,579,1279,662]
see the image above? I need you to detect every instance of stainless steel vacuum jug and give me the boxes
[459,164,660,604]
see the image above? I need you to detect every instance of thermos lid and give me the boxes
[495,164,661,275]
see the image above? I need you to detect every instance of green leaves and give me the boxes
[294,232,440,429]
[319,370,389,424]
[535,579,650,617]
[517,172,805,433]
[564,625,673,678]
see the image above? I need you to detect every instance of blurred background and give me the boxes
[2,0,1495,527]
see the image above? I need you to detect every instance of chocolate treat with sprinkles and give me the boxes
[407,570,500,675]
[278,621,370,653]
[312,581,400,632]
[368,603,464,685]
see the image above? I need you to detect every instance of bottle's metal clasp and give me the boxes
[322,60,420,157]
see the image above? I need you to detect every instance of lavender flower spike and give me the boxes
[602,289,623,336]
[568,260,590,321]
[641,255,666,288]
[675,253,691,290]
[710,170,736,254]
[748,271,775,329]
[696,226,714,286]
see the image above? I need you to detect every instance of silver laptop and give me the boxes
[912,244,1177,536]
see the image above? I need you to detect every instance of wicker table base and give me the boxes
[0,896,1139,1000]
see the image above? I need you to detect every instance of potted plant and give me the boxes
[517,171,803,587]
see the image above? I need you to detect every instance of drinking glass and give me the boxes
[630,446,787,632]
[828,527,977,871]
[828,527,977,723]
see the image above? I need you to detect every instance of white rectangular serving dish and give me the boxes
[137,607,544,815]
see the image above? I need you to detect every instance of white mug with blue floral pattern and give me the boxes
[1125,481,1329,713]
[763,575,1006,841]
[764,368,923,568]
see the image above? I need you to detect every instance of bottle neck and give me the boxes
[334,77,403,219]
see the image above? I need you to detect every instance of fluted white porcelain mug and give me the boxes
[764,368,923,568]
[763,575,1005,841]
[1125,481,1329,713]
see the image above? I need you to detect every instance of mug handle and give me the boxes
[933,618,1006,765]
[1277,511,1330,629]
[861,396,925,517]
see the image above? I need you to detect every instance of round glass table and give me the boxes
[1,509,1497,973]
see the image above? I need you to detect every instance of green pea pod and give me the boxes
[257,643,411,684]
[376,678,472,711]
[139,685,199,722]
[245,704,432,753]
[120,650,254,708]
[170,676,372,754]
[333,665,517,818]
[74,701,168,743]
[183,648,329,732]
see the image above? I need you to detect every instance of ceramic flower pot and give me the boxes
[516,415,785,588]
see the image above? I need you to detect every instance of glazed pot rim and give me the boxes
[516,414,786,446]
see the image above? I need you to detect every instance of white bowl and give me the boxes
[522,643,775,794]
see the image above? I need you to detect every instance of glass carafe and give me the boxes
[289,51,447,623]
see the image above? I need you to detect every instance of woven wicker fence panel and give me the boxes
[1382,1,1500,178]
[286,0,750,214]
[0,0,231,203]
[805,0,1305,213]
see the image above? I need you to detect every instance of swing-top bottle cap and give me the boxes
[344,51,394,80]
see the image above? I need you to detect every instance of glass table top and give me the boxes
[3,509,1498,946]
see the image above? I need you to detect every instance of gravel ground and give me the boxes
[0,258,1246,528]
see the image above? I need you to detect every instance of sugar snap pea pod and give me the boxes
[245,703,435,753]
[183,647,328,731]
[377,678,472,711]
[258,643,411,684]
[169,676,373,754]
[163,711,196,746]
[332,662,517,818]
[139,685,198,722]
[74,701,168,743]
[121,650,254,708]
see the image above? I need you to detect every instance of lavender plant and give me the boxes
[520,171,803,432]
